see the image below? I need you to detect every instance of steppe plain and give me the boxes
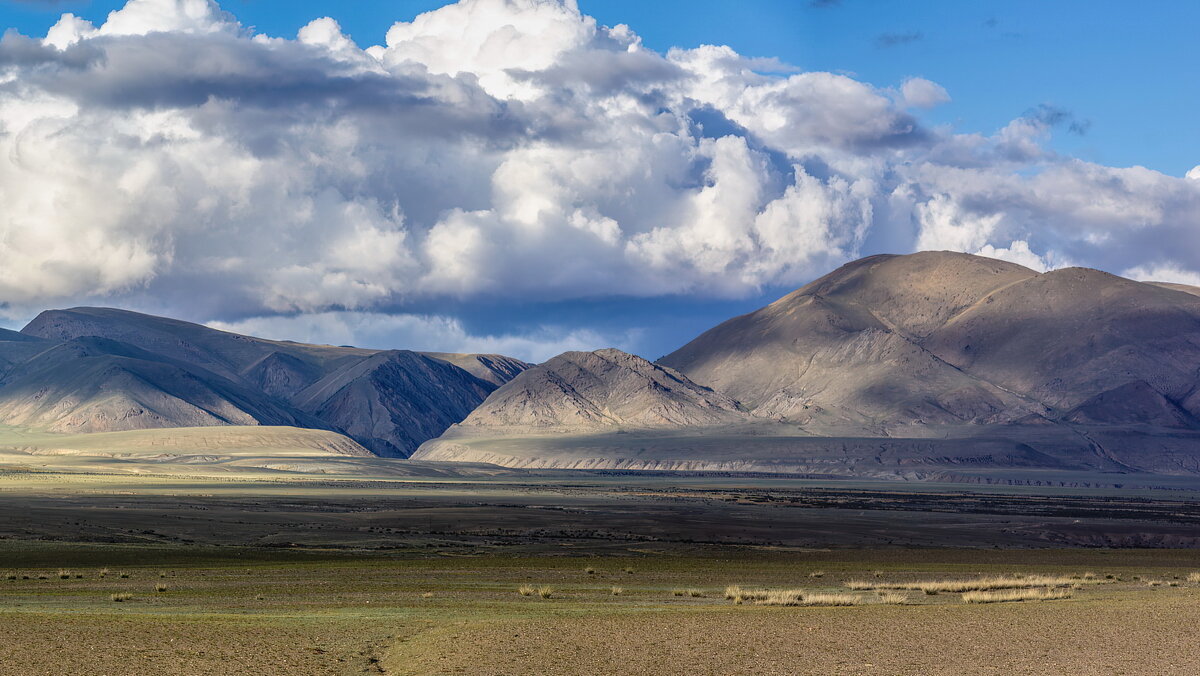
[3,426,1200,675]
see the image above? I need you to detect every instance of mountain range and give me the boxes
[3,307,529,456]
[415,252,1200,478]
[4,251,1200,479]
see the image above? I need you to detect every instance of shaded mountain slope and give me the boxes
[0,337,323,433]
[13,308,528,455]
[421,352,533,386]
[292,350,497,457]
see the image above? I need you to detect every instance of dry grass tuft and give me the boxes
[1187,572,1200,583]
[421,592,434,599]
[155,583,168,593]
[584,566,596,575]
[98,568,109,579]
[57,569,72,580]
[537,586,554,599]
[110,593,133,603]
[4,572,15,581]
[879,593,907,605]
[1147,580,1163,587]
[808,571,825,579]
[517,584,535,597]
[756,591,861,607]
[623,567,634,574]
[687,588,705,598]
[845,580,875,590]
[962,588,1071,604]
[610,587,624,596]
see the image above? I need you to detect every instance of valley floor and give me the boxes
[2,543,1200,675]
[2,467,1200,673]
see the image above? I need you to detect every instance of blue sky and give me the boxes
[0,0,1196,360]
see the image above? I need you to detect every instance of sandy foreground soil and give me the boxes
[393,591,1200,675]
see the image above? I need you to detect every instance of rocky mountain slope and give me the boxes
[444,348,746,430]
[662,252,1200,429]
[8,307,530,456]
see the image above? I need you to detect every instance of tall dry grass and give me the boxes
[846,575,1088,593]
[962,588,1071,604]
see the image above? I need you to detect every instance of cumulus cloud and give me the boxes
[0,0,1196,344]
[900,77,950,109]
[208,311,637,363]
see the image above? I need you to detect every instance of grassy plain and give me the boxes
[3,542,1200,674]
[3,434,1200,674]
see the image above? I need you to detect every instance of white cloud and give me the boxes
[1123,263,1200,287]
[208,311,638,363]
[900,77,950,109]
[0,0,1196,333]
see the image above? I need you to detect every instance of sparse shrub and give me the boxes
[155,583,168,593]
[256,595,266,601]
[36,574,48,580]
[518,584,535,597]
[98,568,109,578]
[962,589,1071,604]
[623,568,634,574]
[672,589,685,597]
[4,572,15,581]
[159,572,167,579]
[119,573,130,579]
[57,569,71,580]
[584,566,596,575]
[923,589,938,595]
[1105,574,1115,580]
[537,586,554,599]
[610,587,624,596]
[879,593,906,605]
[110,593,133,603]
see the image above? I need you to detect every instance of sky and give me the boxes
[0,0,1197,361]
